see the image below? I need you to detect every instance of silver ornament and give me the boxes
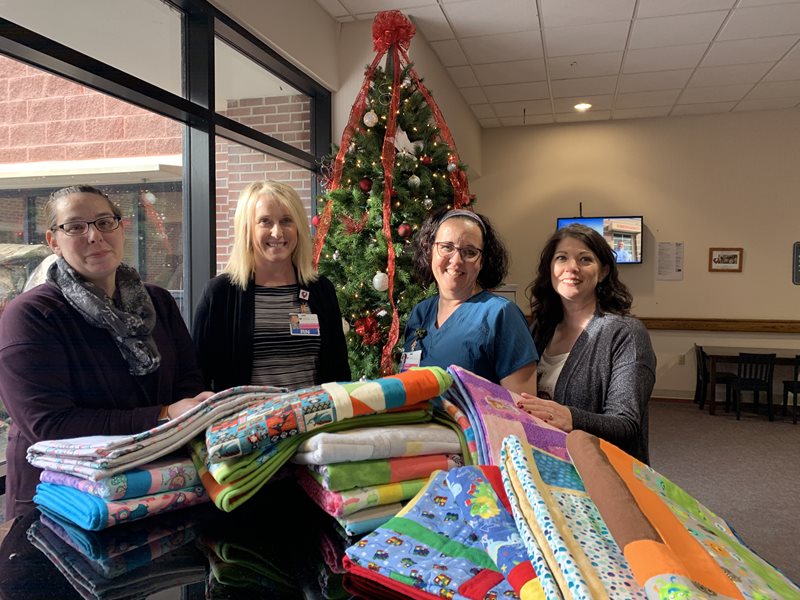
[423,196,433,210]
[408,175,421,188]
[447,162,457,173]
[372,271,389,292]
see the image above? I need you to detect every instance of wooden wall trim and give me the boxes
[640,318,800,334]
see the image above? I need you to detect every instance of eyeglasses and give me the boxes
[52,216,121,236]
[433,242,483,262]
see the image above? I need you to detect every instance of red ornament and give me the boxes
[355,314,380,345]
[420,155,432,165]
[312,214,321,227]
[398,223,412,238]
[359,178,373,193]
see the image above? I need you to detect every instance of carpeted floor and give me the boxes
[649,400,800,585]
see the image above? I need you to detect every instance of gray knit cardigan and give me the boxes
[536,312,656,463]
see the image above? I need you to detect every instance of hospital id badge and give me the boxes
[399,350,422,372]
[289,313,320,336]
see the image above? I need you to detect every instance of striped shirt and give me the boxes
[251,284,320,390]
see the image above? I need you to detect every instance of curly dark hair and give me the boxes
[526,223,633,349]
[412,208,508,290]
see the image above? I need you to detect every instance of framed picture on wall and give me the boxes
[708,247,743,272]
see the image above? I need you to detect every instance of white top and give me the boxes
[536,350,569,400]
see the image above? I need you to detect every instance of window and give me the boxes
[0,0,331,509]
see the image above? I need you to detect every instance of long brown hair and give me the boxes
[527,223,632,348]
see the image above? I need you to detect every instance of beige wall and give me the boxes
[210,0,341,91]
[474,109,800,398]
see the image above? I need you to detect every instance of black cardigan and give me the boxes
[192,274,351,391]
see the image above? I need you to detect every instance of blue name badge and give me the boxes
[289,313,320,336]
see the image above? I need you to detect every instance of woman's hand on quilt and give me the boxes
[166,391,214,420]
[517,393,573,432]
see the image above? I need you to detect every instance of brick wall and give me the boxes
[0,56,314,282]
[215,96,313,273]
[0,56,181,163]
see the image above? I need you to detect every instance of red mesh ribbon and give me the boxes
[400,48,470,208]
[312,52,383,267]
[372,10,415,54]
[342,211,368,234]
[378,49,403,376]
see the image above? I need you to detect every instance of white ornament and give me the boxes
[363,110,379,128]
[408,175,421,189]
[372,271,389,292]
[394,128,424,159]
[333,250,340,261]
[402,77,412,88]
[447,162,457,173]
[342,318,350,335]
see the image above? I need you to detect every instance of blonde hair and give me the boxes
[223,180,317,289]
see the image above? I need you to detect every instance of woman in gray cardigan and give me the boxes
[520,224,656,463]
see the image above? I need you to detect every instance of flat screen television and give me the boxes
[556,216,643,264]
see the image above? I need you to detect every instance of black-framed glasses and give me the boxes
[51,216,121,236]
[433,241,483,262]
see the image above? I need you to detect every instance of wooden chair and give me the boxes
[731,353,776,421]
[781,355,800,424]
[694,344,735,411]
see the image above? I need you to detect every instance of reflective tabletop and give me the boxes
[0,478,360,600]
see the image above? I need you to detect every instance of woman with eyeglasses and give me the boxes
[192,180,350,392]
[518,224,656,463]
[0,185,210,518]
[401,209,538,394]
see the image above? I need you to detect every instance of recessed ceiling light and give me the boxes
[574,102,592,112]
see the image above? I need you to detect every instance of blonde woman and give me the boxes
[192,181,350,391]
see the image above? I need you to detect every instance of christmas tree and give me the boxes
[313,11,473,378]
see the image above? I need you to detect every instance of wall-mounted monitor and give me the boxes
[556,216,643,264]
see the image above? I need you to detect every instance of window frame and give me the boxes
[0,0,331,323]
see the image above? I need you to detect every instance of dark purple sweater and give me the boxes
[0,283,204,518]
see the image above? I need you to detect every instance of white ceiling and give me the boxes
[315,0,800,127]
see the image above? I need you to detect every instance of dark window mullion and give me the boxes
[183,5,216,326]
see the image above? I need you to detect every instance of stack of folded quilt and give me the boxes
[191,366,454,512]
[293,422,466,535]
[27,385,286,480]
[32,451,209,530]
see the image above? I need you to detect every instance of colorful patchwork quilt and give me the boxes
[499,431,800,600]
[34,480,209,531]
[446,365,568,465]
[308,453,462,492]
[335,502,403,536]
[566,430,800,600]
[206,366,451,463]
[298,467,427,518]
[344,466,544,600]
[39,451,199,500]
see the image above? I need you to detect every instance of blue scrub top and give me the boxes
[403,290,538,383]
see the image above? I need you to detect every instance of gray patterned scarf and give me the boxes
[46,257,161,375]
